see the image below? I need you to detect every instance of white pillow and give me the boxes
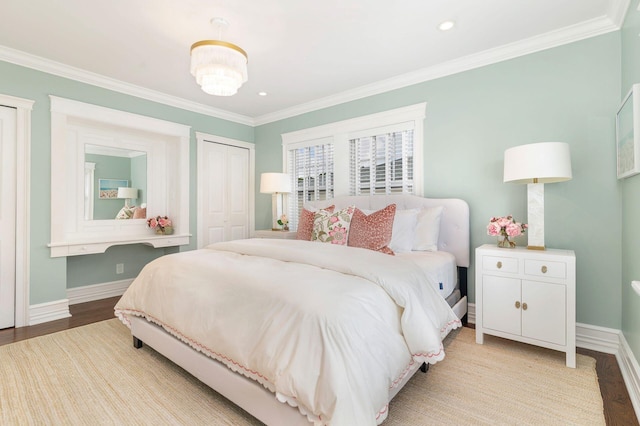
[389,208,419,253]
[413,206,443,251]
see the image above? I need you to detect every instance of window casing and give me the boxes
[282,103,425,231]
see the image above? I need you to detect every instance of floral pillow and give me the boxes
[296,205,335,241]
[311,206,355,245]
[348,204,396,255]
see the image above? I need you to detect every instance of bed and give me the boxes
[114,194,469,425]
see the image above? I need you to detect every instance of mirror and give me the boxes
[49,96,191,257]
[84,144,147,220]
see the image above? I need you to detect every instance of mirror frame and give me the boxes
[49,96,191,257]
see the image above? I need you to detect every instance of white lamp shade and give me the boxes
[504,142,572,184]
[260,173,291,193]
[117,187,138,199]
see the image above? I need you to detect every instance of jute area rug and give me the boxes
[0,319,605,425]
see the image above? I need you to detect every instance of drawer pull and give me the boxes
[541,265,548,274]
[522,302,528,311]
[496,261,503,269]
[515,301,521,309]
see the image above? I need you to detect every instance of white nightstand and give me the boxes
[254,229,298,239]
[475,244,576,368]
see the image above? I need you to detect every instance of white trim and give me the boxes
[195,132,256,248]
[28,299,70,325]
[0,45,254,126]
[282,103,426,198]
[468,302,476,324]
[67,279,133,305]
[0,10,623,127]
[620,332,640,417]
[253,15,622,125]
[49,96,191,256]
[0,93,33,328]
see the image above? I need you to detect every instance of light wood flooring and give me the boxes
[0,296,637,425]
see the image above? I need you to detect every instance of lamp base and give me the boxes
[527,245,545,251]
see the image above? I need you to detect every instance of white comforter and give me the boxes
[115,239,461,425]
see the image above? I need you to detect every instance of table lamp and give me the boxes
[503,142,572,250]
[117,187,138,208]
[260,173,292,230]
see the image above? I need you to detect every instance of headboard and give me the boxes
[305,194,470,267]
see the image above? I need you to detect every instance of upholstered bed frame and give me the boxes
[127,195,470,425]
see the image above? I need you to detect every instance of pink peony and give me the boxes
[505,222,522,237]
[148,218,158,228]
[487,222,502,236]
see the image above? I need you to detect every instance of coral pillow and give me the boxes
[311,206,355,245]
[296,205,335,241]
[348,204,397,255]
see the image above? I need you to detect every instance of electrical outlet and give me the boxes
[116,263,124,274]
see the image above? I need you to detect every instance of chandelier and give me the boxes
[190,18,248,97]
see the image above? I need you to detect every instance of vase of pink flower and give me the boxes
[487,215,527,248]
[147,215,173,235]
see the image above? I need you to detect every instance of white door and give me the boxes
[0,106,17,329]
[200,142,250,246]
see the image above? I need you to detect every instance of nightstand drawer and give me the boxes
[483,255,519,273]
[524,259,566,279]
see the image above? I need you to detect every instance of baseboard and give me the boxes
[67,279,133,305]
[29,299,71,325]
[619,332,640,416]
[468,302,640,418]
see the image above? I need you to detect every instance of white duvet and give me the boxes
[115,239,461,425]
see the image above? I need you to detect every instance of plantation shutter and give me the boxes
[287,141,334,230]
[349,129,414,195]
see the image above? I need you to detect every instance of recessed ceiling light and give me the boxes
[438,20,455,31]
[258,91,268,96]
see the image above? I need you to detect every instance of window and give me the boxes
[286,140,334,231]
[349,130,414,195]
[282,103,425,230]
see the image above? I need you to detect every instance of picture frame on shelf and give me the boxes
[616,84,640,179]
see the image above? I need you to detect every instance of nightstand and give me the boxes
[475,244,576,367]
[254,229,298,239]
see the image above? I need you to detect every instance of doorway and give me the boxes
[0,106,17,328]
[196,133,255,248]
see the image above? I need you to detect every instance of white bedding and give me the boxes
[115,239,461,425]
[396,251,458,299]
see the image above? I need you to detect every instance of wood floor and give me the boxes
[0,297,638,425]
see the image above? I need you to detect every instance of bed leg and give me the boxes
[420,363,429,373]
[133,336,143,349]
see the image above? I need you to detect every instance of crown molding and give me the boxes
[0,8,625,129]
[253,14,622,126]
[0,45,255,126]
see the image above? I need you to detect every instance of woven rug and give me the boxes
[0,319,605,425]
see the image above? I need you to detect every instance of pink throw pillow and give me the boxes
[296,205,335,241]
[348,204,397,255]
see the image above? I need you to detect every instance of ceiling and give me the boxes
[0,0,628,125]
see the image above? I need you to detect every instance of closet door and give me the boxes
[200,142,250,246]
[0,106,17,329]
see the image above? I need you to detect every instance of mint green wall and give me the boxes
[131,155,147,205]
[620,2,640,365]
[0,60,253,303]
[255,33,622,329]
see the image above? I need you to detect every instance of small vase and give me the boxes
[497,234,515,248]
[156,226,173,235]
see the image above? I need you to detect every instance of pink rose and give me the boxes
[148,218,158,228]
[497,216,512,228]
[505,222,522,237]
[158,217,171,227]
[486,222,502,236]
